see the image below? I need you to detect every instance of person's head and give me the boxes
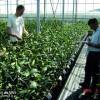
[88,18,99,31]
[16,5,25,17]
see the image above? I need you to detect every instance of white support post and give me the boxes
[43,0,46,21]
[16,0,18,6]
[72,0,75,23]
[75,0,77,22]
[37,0,40,33]
[62,0,65,25]
[7,0,9,18]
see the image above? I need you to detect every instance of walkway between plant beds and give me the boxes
[57,44,89,100]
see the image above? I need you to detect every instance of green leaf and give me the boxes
[35,74,42,80]
[19,89,28,94]
[11,62,16,66]
[34,73,40,77]
[96,84,100,86]
[31,60,35,66]
[42,67,47,73]
[21,70,30,77]
[30,81,38,88]
[30,68,38,76]
[42,61,44,66]
[8,83,12,88]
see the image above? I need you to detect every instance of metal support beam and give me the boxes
[43,0,46,21]
[62,0,65,25]
[16,0,18,6]
[75,0,77,22]
[72,0,75,22]
[85,0,86,19]
[7,0,8,18]
[37,0,40,32]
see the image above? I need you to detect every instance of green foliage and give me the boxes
[0,20,88,99]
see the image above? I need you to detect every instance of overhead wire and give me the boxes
[49,0,60,27]
[50,0,60,20]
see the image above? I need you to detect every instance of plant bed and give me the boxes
[0,20,89,99]
[44,33,89,100]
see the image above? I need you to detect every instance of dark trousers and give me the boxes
[84,51,100,88]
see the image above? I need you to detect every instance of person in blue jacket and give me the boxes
[79,18,100,91]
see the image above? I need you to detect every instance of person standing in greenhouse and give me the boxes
[79,18,100,91]
[6,5,28,43]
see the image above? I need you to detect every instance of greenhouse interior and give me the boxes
[0,0,100,100]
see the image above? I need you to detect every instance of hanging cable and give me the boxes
[50,0,60,19]
[49,0,61,28]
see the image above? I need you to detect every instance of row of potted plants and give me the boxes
[0,20,89,99]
